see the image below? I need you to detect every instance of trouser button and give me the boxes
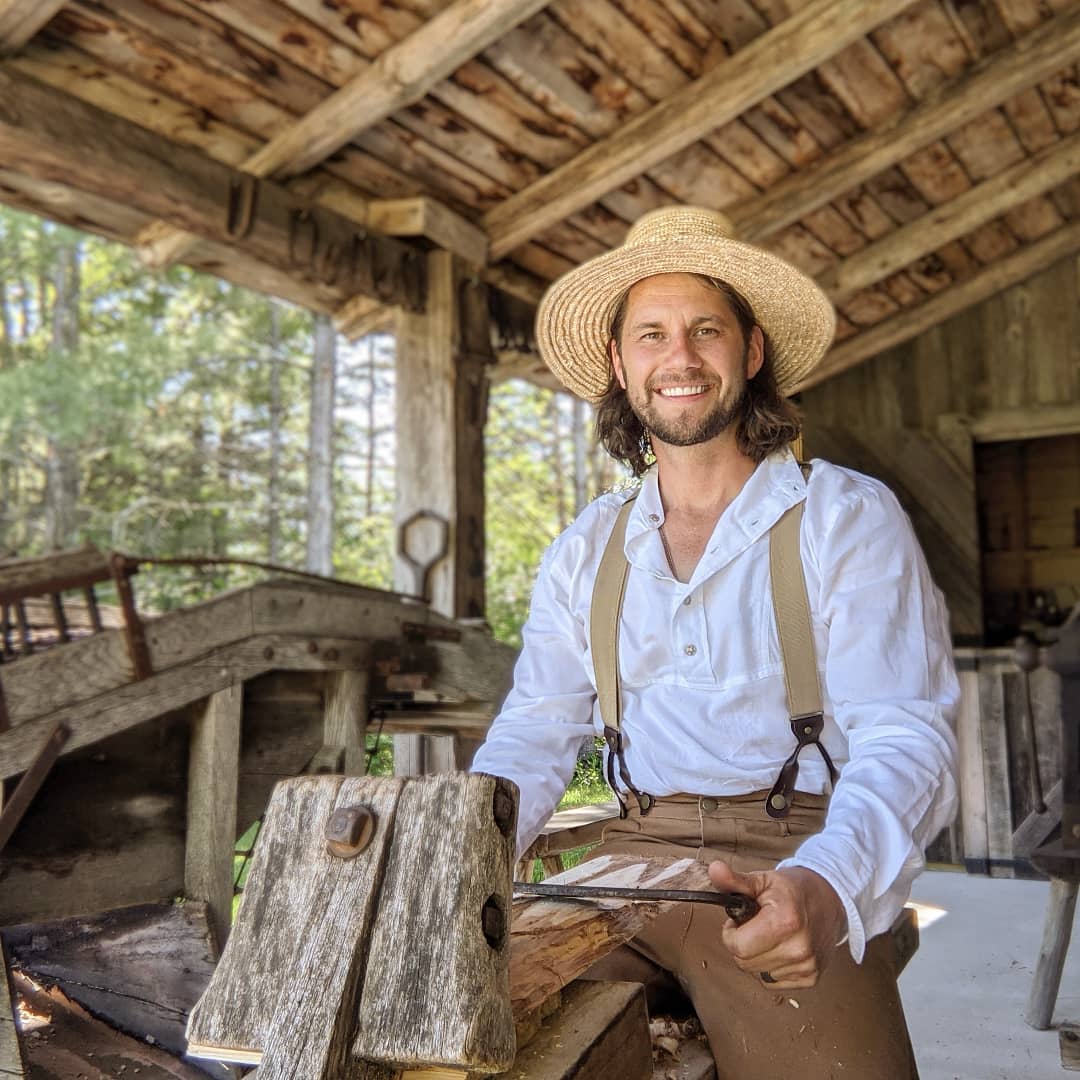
[701,797,719,812]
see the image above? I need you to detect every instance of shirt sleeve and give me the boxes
[470,537,599,856]
[777,480,960,962]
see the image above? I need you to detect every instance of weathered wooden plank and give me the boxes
[0,634,373,779]
[185,686,242,951]
[2,902,221,1073]
[0,0,64,54]
[734,7,1080,241]
[0,940,25,1079]
[309,669,371,776]
[352,773,516,1071]
[484,0,916,258]
[978,668,1016,876]
[367,197,488,267]
[187,775,406,1069]
[0,70,426,312]
[955,662,990,874]
[818,131,1080,303]
[803,220,1080,389]
[0,546,110,601]
[510,981,652,1080]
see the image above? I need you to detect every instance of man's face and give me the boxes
[609,273,764,449]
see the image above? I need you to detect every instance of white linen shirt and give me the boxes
[471,447,960,962]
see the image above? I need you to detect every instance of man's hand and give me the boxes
[708,860,847,989]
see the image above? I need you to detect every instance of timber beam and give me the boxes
[483,0,917,258]
[0,70,427,313]
[735,6,1080,242]
[801,220,1080,390]
[818,132,1080,304]
[0,0,64,56]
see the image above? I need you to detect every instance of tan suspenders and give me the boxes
[588,474,838,819]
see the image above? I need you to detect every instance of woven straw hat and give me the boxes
[536,205,835,401]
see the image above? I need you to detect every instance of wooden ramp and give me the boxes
[0,568,516,930]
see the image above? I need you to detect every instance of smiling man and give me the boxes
[471,206,959,1079]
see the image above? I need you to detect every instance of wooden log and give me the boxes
[0,70,425,313]
[509,855,717,1018]
[0,940,25,1079]
[352,773,516,1070]
[2,902,221,1074]
[187,775,405,1072]
[185,685,242,950]
[1025,878,1079,1030]
[509,981,652,1080]
[11,969,209,1079]
[188,773,516,1076]
[484,0,915,258]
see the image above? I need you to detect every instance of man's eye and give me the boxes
[695,326,719,336]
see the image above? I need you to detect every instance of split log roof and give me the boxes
[0,0,1078,390]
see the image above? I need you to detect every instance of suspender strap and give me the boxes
[589,470,836,821]
[589,495,652,817]
[766,492,838,818]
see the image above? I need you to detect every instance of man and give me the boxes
[471,206,958,1078]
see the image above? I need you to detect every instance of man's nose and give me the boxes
[668,331,703,368]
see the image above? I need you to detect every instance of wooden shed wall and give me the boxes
[800,252,1080,644]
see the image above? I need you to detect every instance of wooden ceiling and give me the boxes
[1,0,1078,392]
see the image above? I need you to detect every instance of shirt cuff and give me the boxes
[776,850,868,964]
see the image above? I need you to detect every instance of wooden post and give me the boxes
[1025,878,1079,1029]
[310,669,371,776]
[185,685,242,951]
[393,249,492,775]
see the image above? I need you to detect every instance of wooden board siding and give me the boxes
[801,250,1080,644]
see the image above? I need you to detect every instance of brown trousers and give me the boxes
[580,792,919,1080]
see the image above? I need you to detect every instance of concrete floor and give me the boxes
[902,869,1079,1079]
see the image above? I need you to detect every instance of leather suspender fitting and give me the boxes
[588,467,839,820]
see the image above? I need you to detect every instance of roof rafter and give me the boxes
[0,0,65,55]
[246,0,554,182]
[0,69,426,313]
[801,220,1080,392]
[735,6,1080,243]
[818,132,1080,304]
[483,0,918,259]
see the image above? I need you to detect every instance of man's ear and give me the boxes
[746,325,765,381]
[609,338,627,390]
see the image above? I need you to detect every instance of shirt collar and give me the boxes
[624,447,808,581]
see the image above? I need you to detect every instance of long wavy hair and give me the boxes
[594,275,802,477]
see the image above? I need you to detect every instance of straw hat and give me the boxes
[536,205,835,401]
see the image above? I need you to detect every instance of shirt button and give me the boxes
[684,643,697,656]
[683,595,691,606]
[648,513,660,523]
[701,797,719,813]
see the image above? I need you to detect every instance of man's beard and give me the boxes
[628,377,749,448]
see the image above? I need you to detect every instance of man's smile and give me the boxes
[653,384,711,398]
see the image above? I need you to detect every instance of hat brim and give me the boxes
[536,237,835,402]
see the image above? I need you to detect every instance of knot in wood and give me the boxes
[325,804,376,859]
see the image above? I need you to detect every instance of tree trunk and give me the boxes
[549,395,567,531]
[572,395,588,516]
[44,235,81,552]
[365,336,377,517]
[305,313,336,576]
[267,301,283,564]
